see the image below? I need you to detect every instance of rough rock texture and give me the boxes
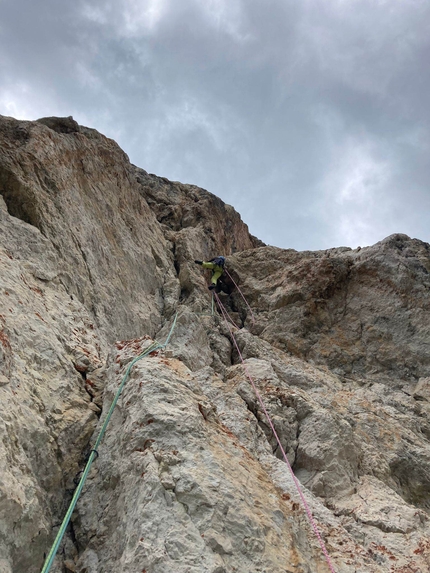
[231,240,430,380]
[1,114,430,573]
[0,193,102,572]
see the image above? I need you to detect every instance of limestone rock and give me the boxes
[226,237,430,382]
[0,114,175,341]
[73,340,336,573]
[1,115,430,573]
[134,166,262,255]
[414,377,430,401]
[36,116,80,134]
[0,195,102,571]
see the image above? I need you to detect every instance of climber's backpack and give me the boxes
[210,256,226,267]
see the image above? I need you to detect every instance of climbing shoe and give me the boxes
[194,260,203,265]
[208,284,216,290]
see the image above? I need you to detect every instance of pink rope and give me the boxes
[213,293,336,573]
[212,291,240,329]
[224,268,255,324]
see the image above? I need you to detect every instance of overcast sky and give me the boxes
[1,0,429,250]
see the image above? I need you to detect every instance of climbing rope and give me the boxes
[213,293,336,573]
[224,268,255,324]
[216,295,240,329]
[40,313,178,573]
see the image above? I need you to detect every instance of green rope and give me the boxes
[41,313,178,573]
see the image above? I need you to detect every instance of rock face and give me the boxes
[1,114,430,573]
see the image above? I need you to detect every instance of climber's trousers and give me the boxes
[202,262,223,285]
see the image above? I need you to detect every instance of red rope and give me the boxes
[213,292,336,573]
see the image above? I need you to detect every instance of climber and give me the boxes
[194,256,226,290]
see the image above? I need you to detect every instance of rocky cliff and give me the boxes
[1,114,429,573]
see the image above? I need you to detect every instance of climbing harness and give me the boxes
[40,313,178,573]
[213,292,336,573]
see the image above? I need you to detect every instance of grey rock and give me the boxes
[414,377,430,401]
[36,115,80,134]
[1,115,430,573]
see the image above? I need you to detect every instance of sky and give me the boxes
[1,0,430,251]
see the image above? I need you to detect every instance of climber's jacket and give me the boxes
[194,256,225,290]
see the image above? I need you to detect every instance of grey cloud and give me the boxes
[1,0,430,249]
